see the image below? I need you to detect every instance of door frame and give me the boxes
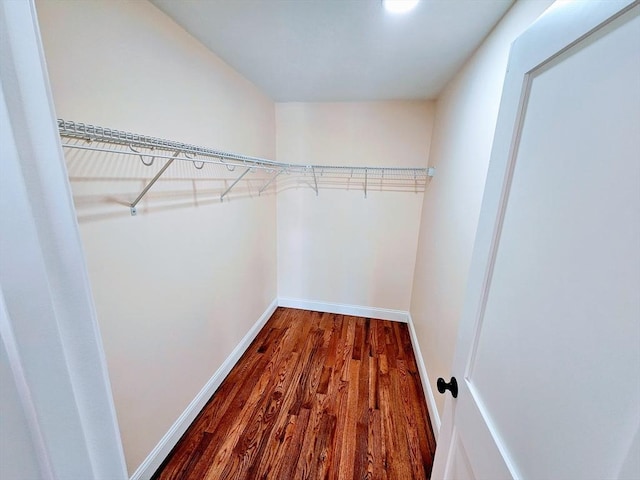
[431,0,640,477]
[0,1,127,478]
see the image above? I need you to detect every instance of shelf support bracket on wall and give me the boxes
[221,167,251,201]
[130,150,180,216]
[259,169,283,195]
[311,166,318,196]
[364,168,368,199]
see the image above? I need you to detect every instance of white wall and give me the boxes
[277,101,434,311]
[36,0,277,474]
[410,0,554,417]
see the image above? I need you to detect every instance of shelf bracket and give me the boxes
[364,168,368,199]
[259,169,283,195]
[130,150,180,216]
[221,167,251,201]
[311,166,318,196]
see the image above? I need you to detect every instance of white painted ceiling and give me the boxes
[150,0,514,102]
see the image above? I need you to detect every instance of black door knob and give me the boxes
[437,377,458,398]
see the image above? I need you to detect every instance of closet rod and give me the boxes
[57,119,433,211]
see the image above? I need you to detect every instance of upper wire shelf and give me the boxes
[57,119,433,215]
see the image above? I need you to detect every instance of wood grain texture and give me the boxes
[152,308,435,479]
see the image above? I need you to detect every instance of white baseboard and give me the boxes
[129,298,278,480]
[277,297,409,323]
[406,312,441,438]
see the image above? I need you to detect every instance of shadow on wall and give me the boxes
[64,146,276,222]
[64,146,432,222]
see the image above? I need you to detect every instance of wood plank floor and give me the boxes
[152,307,436,479]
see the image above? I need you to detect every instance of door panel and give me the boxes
[449,387,513,479]
[446,429,474,480]
[470,8,640,479]
[433,2,640,479]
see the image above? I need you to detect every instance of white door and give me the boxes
[432,1,640,479]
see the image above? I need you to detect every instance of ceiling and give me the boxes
[150,0,514,102]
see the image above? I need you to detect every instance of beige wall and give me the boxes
[276,101,434,310]
[410,0,554,418]
[36,0,277,474]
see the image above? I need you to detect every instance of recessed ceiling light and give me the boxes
[383,0,420,14]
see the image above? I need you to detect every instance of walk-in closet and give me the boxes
[2,1,639,479]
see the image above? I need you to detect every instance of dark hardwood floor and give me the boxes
[152,307,436,479]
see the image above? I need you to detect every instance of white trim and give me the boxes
[406,313,441,437]
[277,297,409,323]
[130,299,278,480]
[0,290,55,479]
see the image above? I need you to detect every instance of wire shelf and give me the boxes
[58,119,432,214]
